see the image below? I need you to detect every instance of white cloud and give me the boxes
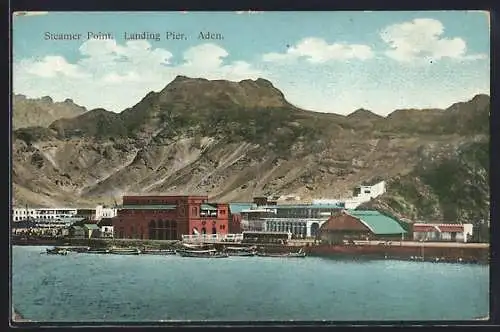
[380,18,488,63]
[13,40,263,112]
[17,55,90,78]
[262,37,374,63]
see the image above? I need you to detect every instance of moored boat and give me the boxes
[45,247,68,255]
[142,249,176,255]
[86,248,110,254]
[224,246,256,256]
[56,246,90,253]
[109,247,141,255]
[257,248,306,258]
[177,249,228,258]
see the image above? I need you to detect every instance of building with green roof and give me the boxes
[319,210,407,243]
[346,210,407,235]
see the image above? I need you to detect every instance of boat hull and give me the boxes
[227,252,255,257]
[45,249,68,256]
[86,250,110,254]
[109,249,141,255]
[142,250,176,255]
[257,253,306,258]
[177,250,228,258]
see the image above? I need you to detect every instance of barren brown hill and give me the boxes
[12,76,489,223]
[13,94,87,129]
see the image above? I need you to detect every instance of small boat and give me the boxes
[86,248,110,254]
[177,249,228,258]
[257,249,306,258]
[45,247,68,255]
[56,246,90,253]
[225,246,256,256]
[142,249,177,255]
[109,247,141,255]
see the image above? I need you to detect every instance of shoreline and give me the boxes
[13,240,489,265]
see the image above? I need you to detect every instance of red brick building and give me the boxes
[112,195,229,240]
[229,214,242,234]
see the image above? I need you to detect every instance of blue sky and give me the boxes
[12,11,490,115]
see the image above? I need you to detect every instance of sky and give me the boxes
[12,11,490,116]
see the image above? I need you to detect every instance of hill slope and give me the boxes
[13,94,87,129]
[12,76,489,224]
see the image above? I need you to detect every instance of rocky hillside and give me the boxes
[12,76,489,224]
[13,94,87,129]
[358,138,489,223]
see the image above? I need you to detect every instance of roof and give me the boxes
[71,225,83,230]
[201,204,217,211]
[413,223,465,233]
[413,224,440,233]
[118,205,176,210]
[346,210,407,235]
[229,203,256,214]
[83,224,100,229]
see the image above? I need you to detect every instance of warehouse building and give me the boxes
[319,210,407,244]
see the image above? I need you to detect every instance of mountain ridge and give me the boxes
[12,77,490,224]
[13,94,88,129]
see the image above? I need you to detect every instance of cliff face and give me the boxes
[12,76,489,225]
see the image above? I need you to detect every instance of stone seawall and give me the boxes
[306,243,489,263]
[12,237,489,263]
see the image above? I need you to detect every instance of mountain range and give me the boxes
[12,76,490,224]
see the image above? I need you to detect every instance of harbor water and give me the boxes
[12,246,489,322]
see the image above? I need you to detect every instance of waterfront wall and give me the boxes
[12,237,179,249]
[12,237,489,263]
[306,244,489,263]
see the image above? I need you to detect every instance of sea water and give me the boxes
[11,246,489,322]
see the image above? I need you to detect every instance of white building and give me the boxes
[12,207,78,222]
[97,218,114,238]
[95,205,118,221]
[413,223,474,243]
[241,204,344,238]
[313,181,387,210]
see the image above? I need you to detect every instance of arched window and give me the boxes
[212,227,217,234]
[158,220,164,229]
[201,227,206,234]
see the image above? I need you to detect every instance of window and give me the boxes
[219,210,225,215]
